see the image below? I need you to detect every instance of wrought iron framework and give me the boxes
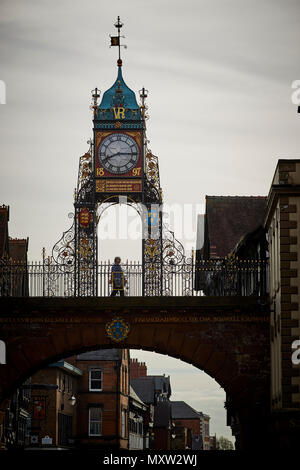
[0,257,268,298]
[46,46,181,297]
[27,19,268,299]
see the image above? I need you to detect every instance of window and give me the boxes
[121,409,126,438]
[88,407,102,436]
[138,421,143,435]
[89,369,102,391]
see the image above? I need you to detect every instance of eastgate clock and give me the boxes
[98,133,140,174]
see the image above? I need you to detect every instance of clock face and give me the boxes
[98,133,140,174]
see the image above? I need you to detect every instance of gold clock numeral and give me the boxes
[96,167,104,176]
[132,167,141,176]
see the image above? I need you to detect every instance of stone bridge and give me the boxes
[0,296,270,450]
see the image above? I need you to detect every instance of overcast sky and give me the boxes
[1,0,300,441]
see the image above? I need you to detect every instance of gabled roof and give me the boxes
[204,196,267,258]
[171,401,202,420]
[131,377,155,404]
[153,375,171,397]
[131,375,171,404]
[130,386,147,410]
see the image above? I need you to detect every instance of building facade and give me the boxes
[129,386,148,450]
[73,349,130,449]
[0,204,31,449]
[29,360,81,448]
[22,349,152,450]
[131,370,172,450]
[171,401,211,450]
[264,159,300,446]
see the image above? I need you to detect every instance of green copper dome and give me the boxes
[98,66,139,110]
[95,65,142,129]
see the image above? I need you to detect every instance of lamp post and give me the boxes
[68,395,76,407]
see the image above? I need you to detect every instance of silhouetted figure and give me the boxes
[110,256,126,296]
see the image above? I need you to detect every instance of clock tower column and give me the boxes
[92,45,163,295]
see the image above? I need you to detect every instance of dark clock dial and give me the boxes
[98,133,139,174]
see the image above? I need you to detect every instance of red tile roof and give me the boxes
[205,196,267,258]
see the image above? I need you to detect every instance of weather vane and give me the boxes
[110,16,127,66]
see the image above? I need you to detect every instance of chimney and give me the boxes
[130,358,148,379]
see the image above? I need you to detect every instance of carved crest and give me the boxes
[105,317,130,342]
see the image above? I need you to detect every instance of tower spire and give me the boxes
[110,16,127,67]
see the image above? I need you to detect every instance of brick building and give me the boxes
[171,401,211,450]
[195,159,300,447]
[131,370,172,450]
[130,358,147,379]
[73,349,130,449]
[0,204,29,296]
[25,349,152,450]
[265,159,300,446]
[0,204,30,448]
[29,360,81,448]
[198,195,267,260]
[171,424,192,450]
[195,195,268,296]
[201,414,211,450]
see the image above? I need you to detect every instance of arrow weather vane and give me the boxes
[110,16,127,66]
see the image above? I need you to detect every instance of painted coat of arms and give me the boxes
[105,317,130,342]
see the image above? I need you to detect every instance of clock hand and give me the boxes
[102,154,119,163]
[103,152,131,162]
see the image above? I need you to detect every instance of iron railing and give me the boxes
[0,258,268,298]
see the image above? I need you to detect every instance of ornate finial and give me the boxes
[90,87,100,117]
[139,87,148,120]
[110,16,127,66]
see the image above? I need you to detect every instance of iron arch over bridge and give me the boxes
[0,296,270,450]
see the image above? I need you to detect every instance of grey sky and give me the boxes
[1,0,299,441]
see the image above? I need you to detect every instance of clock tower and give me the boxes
[71,17,163,296]
[94,57,144,202]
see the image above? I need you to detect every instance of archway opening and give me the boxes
[97,203,143,263]
[1,345,235,451]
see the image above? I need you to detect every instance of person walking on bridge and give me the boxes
[109,256,127,296]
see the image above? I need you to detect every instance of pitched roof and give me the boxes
[204,196,267,258]
[171,401,202,420]
[131,377,155,404]
[153,376,171,397]
[130,386,147,409]
[76,348,121,361]
[131,375,171,404]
